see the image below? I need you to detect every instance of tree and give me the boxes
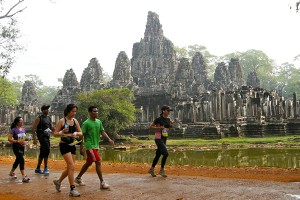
[76,88,137,140]
[274,62,300,98]
[174,44,217,78]
[10,74,58,104]
[24,74,44,89]
[10,75,23,103]
[0,0,26,77]
[102,72,112,85]
[0,77,17,105]
[174,46,188,59]
[222,49,275,90]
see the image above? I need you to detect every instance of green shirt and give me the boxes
[81,118,104,150]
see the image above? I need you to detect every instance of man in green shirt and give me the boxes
[75,106,114,189]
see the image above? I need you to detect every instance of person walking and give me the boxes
[148,105,173,178]
[75,106,114,189]
[32,105,54,175]
[52,104,83,197]
[7,117,31,183]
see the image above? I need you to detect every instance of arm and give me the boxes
[73,118,83,138]
[53,119,70,137]
[32,116,40,145]
[8,133,19,144]
[149,122,164,131]
[101,131,114,145]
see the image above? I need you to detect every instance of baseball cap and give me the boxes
[41,105,50,111]
[161,105,173,111]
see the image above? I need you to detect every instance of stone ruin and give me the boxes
[1,11,300,139]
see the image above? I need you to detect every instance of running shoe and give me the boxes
[148,168,156,177]
[43,168,49,175]
[53,180,61,192]
[9,172,17,179]
[75,177,86,186]
[69,188,80,197]
[100,181,110,189]
[159,169,167,177]
[22,176,30,183]
[35,168,43,174]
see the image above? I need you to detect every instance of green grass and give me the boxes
[0,135,61,144]
[2,134,300,148]
[125,135,300,148]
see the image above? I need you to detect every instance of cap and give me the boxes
[161,105,173,111]
[41,105,50,111]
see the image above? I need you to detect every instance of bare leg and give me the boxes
[77,162,92,178]
[62,152,76,186]
[95,161,103,182]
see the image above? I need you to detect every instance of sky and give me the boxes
[6,0,300,86]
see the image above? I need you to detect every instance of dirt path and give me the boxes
[2,156,300,182]
[1,156,300,199]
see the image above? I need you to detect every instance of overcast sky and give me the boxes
[6,0,300,86]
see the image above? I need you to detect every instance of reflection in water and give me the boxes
[1,147,300,169]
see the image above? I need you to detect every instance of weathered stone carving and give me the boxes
[21,80,38,106]
[247,71,260,88]
[131,11,177,94]
[80,58,104,91]
[191,52,211,94]
[110,51,131,88]
[51,68,81,111]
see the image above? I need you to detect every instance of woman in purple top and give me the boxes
[7,117,31,183]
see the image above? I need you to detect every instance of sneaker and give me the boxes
[35,168,43,174]
[53,180,61,192]
[43,168,49,175]
[75,177,86,186]
[69,188,80,197]
[100,181,110,189]
[148,168,156,177]
[159,170,167,177]
[9,172,17,179]
[22,176,30,183]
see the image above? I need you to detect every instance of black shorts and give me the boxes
[59,142,76,155]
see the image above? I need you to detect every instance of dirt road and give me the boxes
[1,156,300,199]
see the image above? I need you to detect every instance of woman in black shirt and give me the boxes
[148,105,173,177]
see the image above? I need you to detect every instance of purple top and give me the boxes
[11,127,26,147]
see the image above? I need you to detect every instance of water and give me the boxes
[1,146,300,169]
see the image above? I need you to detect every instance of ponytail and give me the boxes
[10,116,22,130]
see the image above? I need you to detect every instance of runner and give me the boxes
[75,106,114,189]
[148,105,173,177]
[7,117,31,182]
[52,104,83,197]
[32,105,54,175]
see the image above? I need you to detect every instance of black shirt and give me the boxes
[154,116,171,128]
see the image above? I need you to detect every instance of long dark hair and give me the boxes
[64,104,78,117]
[10,116,22,129]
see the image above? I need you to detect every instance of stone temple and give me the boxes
[1,11,300,138]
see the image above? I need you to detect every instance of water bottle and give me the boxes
[44,128,52,136]
[65,120,69,131]
[27,134,32,141]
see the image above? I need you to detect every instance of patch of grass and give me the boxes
[2,134,300,148]
[123,135,300,148]
[0,135,61,144]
